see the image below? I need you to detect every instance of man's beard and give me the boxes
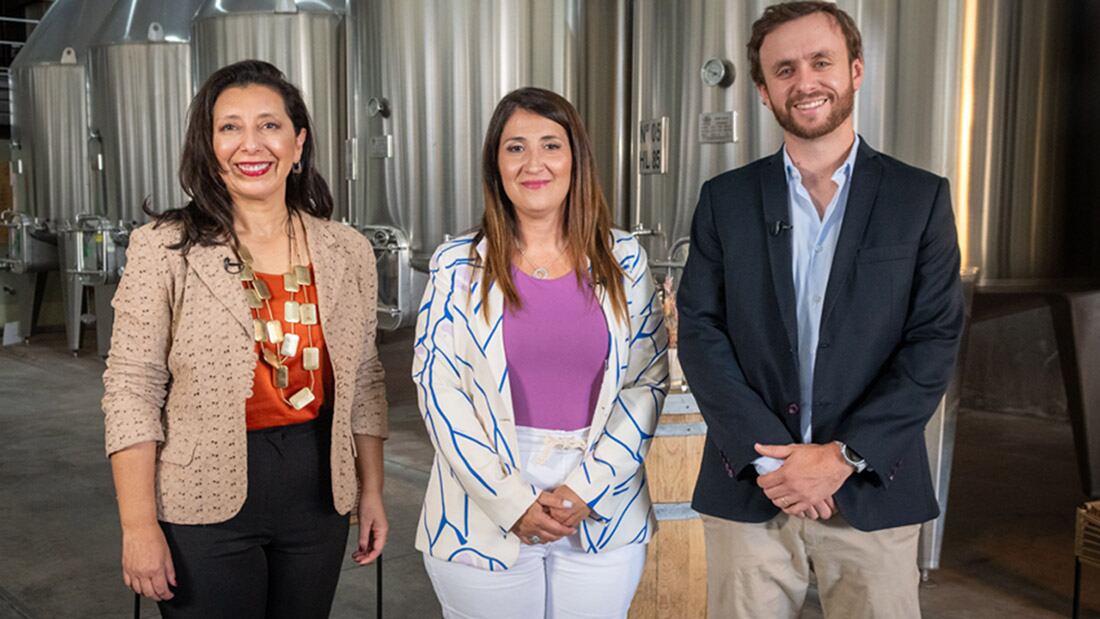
[769,83,855,140]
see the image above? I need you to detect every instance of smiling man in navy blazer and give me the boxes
[676,2,964,617]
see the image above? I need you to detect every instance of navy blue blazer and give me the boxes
[676,139,964,531]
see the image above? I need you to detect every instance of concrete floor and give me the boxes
[2,328,1099,618]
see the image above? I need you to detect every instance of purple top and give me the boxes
[503,266,610,431]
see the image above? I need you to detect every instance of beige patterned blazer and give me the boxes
[102,214,388,525]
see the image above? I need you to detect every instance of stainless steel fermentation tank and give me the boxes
[5,0,116,344]
[56,0,201,357]
[347,0,631,330]
[192,0,348,221]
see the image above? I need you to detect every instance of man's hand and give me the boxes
[754,443,852,516]
[798,496,838,520]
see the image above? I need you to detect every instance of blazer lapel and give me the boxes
[186,243,251,337]
[820,140,882,328]
[302,216,349,369]
[470,238,514,422]
[587,279,624,448]
[761,150,799,355]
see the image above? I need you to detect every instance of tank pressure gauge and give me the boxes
[701,58,734,88]
[367,97,391,118]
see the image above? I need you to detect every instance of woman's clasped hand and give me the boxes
[511,487,592,544]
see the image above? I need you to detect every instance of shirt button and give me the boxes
[813,295,822,303]
[814,245,823,253]
[787,403,800,415]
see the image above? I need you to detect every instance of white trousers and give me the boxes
[423,426,647,619]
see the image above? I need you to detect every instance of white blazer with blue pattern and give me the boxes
[412,230,669,571]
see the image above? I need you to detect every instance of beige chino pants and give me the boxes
[702,512,921,619]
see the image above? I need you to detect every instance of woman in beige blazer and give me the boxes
[102,60,388,618]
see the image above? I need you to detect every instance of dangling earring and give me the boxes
[292,161,303,174]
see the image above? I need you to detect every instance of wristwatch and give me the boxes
[836,441,868,473]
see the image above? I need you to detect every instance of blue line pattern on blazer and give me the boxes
[413,231,668,571]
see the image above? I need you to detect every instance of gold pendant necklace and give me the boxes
[237,213,319,410]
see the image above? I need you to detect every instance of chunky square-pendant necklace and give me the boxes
[237,217,320,411]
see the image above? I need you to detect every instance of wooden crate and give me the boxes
[630,393,708,618]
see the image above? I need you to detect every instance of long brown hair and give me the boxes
[147,59,333,253]
[476,87,627,323]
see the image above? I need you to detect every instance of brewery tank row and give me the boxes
[0,0,1075,612]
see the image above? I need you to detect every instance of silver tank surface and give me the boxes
[347,0,628,329]
[630,0,959,262]
[192,0,347,220]
[88,0,203,223]
[950,0,1070,280]
[9,0,117,225]
[630,0,769,261]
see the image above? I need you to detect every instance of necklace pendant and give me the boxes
[302,346,320,371]
[299,303,317,325]
[275,365,289,389]
[284,300,300,323]
[253,278,272,300]
[294,265,311,286]
[244,287,263,309]
[252,318,265,342]
[288,387,316,410]
[239,265,255,282]
[265,320,284,344]
[280,333,300,357]
[283,271,300,293]
[261,348,280,367]
[533,267,550,279]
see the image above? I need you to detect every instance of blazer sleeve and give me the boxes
[350,238,389,438]
[101,226,173,456]
[412,246,536,532]
[834,177,963,484]
[563,240,668,521]
[676,180,794,474]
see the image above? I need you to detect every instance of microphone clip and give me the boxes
[223,256,244,274]
[770,220,793,237]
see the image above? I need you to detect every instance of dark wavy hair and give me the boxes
[475,87,627,324]
[148,59,333,253]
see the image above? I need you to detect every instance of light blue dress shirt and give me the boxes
[754,135,861,475]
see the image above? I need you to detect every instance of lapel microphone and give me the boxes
[223,257,244,274]
[770,220,793,237]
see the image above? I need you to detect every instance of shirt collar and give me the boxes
[782,134,861,185]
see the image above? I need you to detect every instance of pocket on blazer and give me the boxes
[158,435,196,466]
[856,244,915,264]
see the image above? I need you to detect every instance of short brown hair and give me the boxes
[747,1,863,86]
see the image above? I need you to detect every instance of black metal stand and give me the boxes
[133,592,140,619]
[376,553,383,618]
[973,282,1100,497]
[1075,557,1083,619]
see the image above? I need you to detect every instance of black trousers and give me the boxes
[158,416,350,619]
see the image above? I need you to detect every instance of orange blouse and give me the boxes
[244,267,335,431]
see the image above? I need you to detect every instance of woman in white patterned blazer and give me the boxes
[412,87,668,618]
